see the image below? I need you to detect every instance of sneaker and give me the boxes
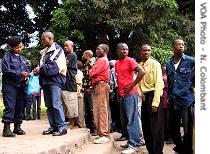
[52,129,67,136]
[121,147,136,154]
[94,136,110,144]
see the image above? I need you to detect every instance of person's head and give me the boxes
[96,44,109,58]
[116,42,129,59]
[172,39,185,54]
[139,44,152,62]
[63,40,74,53]
[8,36,24,54]
[41,32,54,48]
[109,60,116,69]
[77,60,83,70]
[82,50,93,61]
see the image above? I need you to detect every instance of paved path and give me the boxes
[0,120,89,154]
[0,120,176,154]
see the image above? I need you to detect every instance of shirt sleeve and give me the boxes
[129,58,138,71]
[152,62,164,107]
[2,54,22,78]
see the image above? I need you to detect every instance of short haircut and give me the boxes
[140,44,151,50]
[42,32,54,40]
[77,60,83,70]
[116,42,127,51]
[172,39,184,46]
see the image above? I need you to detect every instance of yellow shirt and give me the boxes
[139,58,164,107]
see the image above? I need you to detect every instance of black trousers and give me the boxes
[142,91,164,154]
[2,83,25,124]
[110,91,121,132]
[172,104,194,154]
[32,95,41,119]
[164,108,173,140]
[84,91,96,133]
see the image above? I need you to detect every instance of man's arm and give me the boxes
[152,62,164,112]
[124,66,145,94]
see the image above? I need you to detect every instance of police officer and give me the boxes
[1,36,30,137]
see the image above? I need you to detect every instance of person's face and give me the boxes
[96,45,105,58]
[41,35,51,47]
[12,42,24,54]
[140,45,151,61]
[82,52,88,61]
[117,44,129,59]
[63,42,73,53]
[173,40,185,54]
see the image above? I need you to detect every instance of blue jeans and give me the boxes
[43,85,66,130]
[120,93,140,150]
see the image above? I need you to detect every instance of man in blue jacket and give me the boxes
[1,36,30,137]
[166,39,195,154]
[34,32,67,136]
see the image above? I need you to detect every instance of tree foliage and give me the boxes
[0,0,194,65]
[0,0,34,46]
[0,0,60,47]
[50,0,194,63]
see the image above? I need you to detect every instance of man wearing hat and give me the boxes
[1,36,30,137]
[88,44,110,144]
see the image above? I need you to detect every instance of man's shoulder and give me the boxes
[183,54,195,62]
[149,57,161,65]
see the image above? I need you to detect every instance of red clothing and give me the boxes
[115,56,138,96]
[89,57,110,85]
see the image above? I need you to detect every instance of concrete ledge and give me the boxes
[0,120,90,154]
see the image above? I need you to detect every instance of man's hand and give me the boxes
[141,94,145,102]
[21,71,30,78]
[124,84,134,94]
[152,106,158,113]
[33,66,40,73]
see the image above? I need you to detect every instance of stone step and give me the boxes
[0,120,90,154]
[73,134,113,154]
[74,141,113,154]
[82,132,175,154]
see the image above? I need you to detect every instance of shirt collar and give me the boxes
[170,53,186,61]
[46,43,56,53]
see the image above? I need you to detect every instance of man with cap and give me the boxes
[88,44,110,144]
[1,36,30,137]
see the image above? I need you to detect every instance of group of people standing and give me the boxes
[1,31,194,154]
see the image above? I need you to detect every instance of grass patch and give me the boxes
[0,96,47,119]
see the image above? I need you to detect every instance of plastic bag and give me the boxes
[28,73,41,95]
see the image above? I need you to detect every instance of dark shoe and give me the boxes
[115,136,127,141]
[2,123,16,137]
[120,143,129,148]
[91,130,98,136]
[43,128,56,135]
[165,140,174,144]
[13,124,26,135]
[52,129,67,136]
[13,128,26,135]
[173,145,183,153]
